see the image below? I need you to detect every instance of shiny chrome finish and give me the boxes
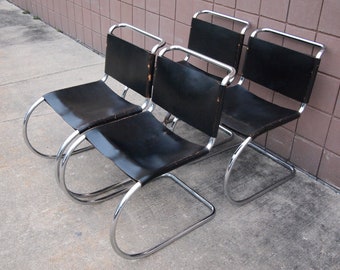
[109,23,165,54]
[298,103,307,114]
[110,173,215,259]
[57,135,132,204]
[23,97,56,159]
[224,137,296,206]
[206,137,216,151]
[194,10,250,34]
[252,28,325,59]
[159,45,236,86]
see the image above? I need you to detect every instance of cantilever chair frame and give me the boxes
[23,23,165,160]
[58,45,235,258]
[222,28,325,205]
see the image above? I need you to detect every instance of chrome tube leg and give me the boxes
[56,130,80,161]
[23,97,56,158]
[55,130,95,162]
[57,135,132,204]
[224,137,296,206]
[110,173,215,259]
[224,137,252,205]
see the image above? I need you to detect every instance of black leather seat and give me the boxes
[220,28,325,205]
[23,23,164,159]
[58,45,236,258]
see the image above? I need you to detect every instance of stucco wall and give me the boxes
[9,0,340,189]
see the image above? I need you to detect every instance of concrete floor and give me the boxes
[1,1,339,269]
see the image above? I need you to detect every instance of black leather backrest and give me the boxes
[105,34,155,98]
[243,37,320,103]
[188,18,244,72]
[153,56,225,137]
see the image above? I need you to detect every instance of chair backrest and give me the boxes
[104,24,165,98]
[187,10,249,72]
[153,46,235,138]
[242,28,324,103]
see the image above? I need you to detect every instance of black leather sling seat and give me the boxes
[84,55,225,186]
[85,111,208,185]
[44,80,141,133]
[221,85,300,138]
[43,33,155,133]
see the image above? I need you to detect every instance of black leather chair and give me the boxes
[165,10,249,132]
[23,23,165,161]
[220,28,325,205]
[58,45,236,258]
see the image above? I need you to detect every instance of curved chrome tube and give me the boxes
[57,135,132,204]
[108,23,166,54]
[298,103,307,114]
[110,173,215,259]
[23,97,57,159]
[159,45,236,86]
[252,28,325,59]
[224,137,296,206]
[194,10,250,34]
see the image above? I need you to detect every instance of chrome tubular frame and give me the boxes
[23,97,53,158]
[224,136,296,206]
[194,10,250,34]
[110,173,215,259]
[23,97,94,159]
[159,45,236,86]
[57,135,133,204]
[252,28,325,59]
[109,23,166,54]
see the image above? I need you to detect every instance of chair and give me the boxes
[165,10,249,131]
[58,45,236,258]
[23,23,165,161]
[220,28,325,205]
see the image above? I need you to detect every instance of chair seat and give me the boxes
[85,111,209,185]
[44,80,142,133]
[221,85,300,137]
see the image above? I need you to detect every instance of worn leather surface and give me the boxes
[221,84,300,137]
[105,34,155,98]
[188,18,244,71]
[243,37,320,103]
[86,111,208,184]
[44,80,142,132]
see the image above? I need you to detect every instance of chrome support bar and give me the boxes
[224,137,296,206]
[252,28,325,59]
[159,45,236,86]
[110,173,215,259]
[194,10,250,34]
[57,134,132,204]
[109,23,166,54]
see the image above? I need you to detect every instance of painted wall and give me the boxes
[9,0,340,189]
